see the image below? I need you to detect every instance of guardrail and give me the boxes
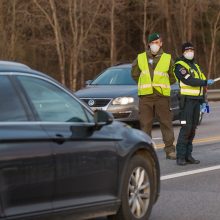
[207,89,220,101]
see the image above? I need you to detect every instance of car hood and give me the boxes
[75,85,137,98]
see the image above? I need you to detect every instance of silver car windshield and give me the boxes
[91,68,136,85]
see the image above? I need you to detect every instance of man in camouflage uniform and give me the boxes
[131,33,176,160]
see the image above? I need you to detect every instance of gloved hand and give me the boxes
[206,103,210,113]
[207,79,214,85]
[201,103,207,113]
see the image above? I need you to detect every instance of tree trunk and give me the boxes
[208,11,220,78]
[142,0,148,49]
[49,0,65,85]
[10,0,16,60]
[110,0,116,65]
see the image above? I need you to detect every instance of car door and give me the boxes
[16,75,119,210]
[44,122,119,209]
[0,75,54,217]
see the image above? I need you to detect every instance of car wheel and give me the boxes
[108,154,155,220]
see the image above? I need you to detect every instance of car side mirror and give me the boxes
[85,80,92,86]
[94,110,114,128]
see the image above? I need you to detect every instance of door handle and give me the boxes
[53,134,65,144]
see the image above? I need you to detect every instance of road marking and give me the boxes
[156,135,220,148]
[153,137,162,140]
[161,165,220,180]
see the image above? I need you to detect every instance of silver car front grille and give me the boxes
[80,98,112,108]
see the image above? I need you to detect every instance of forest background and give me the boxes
[0,0,219,91]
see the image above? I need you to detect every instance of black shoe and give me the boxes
[185,155,200,164]
[176,158,187,166]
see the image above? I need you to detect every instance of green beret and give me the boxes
[148,33,160,43]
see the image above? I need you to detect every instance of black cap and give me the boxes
[182,42,194,53]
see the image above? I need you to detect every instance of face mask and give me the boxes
[150,44,160,54]
[184,51,194,60]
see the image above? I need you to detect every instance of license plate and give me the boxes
[91,107,103,111]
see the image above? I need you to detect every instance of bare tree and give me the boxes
[198,2,209,71]
[10,0,17,60]
[67,0,102,90]
[132,0,161,51]
[207,10,220,78]
[33,0,65,84]
[0,0,219,90]
[142,0,148,49]
[110,0,116,65]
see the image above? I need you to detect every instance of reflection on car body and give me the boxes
[75,64,180,128]
[0,61,160,220]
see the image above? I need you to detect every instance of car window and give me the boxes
[0,75,28,121]
[17,76,94,122]
[91,67,136,85]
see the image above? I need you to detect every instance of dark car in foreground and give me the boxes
[0,61,160,220]
[75,64,180,128]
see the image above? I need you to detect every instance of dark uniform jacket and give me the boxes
[174,56,208,101]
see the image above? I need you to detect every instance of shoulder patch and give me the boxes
[180,68,187,75]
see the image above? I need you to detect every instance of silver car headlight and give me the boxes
[112,97,134,105]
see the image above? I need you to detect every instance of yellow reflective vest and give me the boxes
[175,60,206,96]
[137,52,171,96]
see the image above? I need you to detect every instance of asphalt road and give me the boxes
[95,101,220,220]
[150,142,220,220]
[150,101,220,220]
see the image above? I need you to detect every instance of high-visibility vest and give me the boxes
[137,52,171,96]
[175,60,206,96]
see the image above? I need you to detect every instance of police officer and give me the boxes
[131,33,176,160]
[174,42,215,165]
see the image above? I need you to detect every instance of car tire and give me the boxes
[108,154,155,220]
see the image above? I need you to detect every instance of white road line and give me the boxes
[161,165,220,180]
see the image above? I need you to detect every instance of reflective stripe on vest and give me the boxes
[137,52,171,96]
[139,83,170,89]
[175,61,206,96]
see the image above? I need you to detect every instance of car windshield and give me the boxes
[91,67,136,85]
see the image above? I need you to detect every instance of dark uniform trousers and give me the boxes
[139,95,175,152]
[176,97,200,159]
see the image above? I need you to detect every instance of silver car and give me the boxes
[75,64,180,128]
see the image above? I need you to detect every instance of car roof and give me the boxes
[0,60,54,81]
[110,63,131,69]
[0,61,31,69]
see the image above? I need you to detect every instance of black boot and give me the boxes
[176,158,187,166]
[186,155,200,164]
